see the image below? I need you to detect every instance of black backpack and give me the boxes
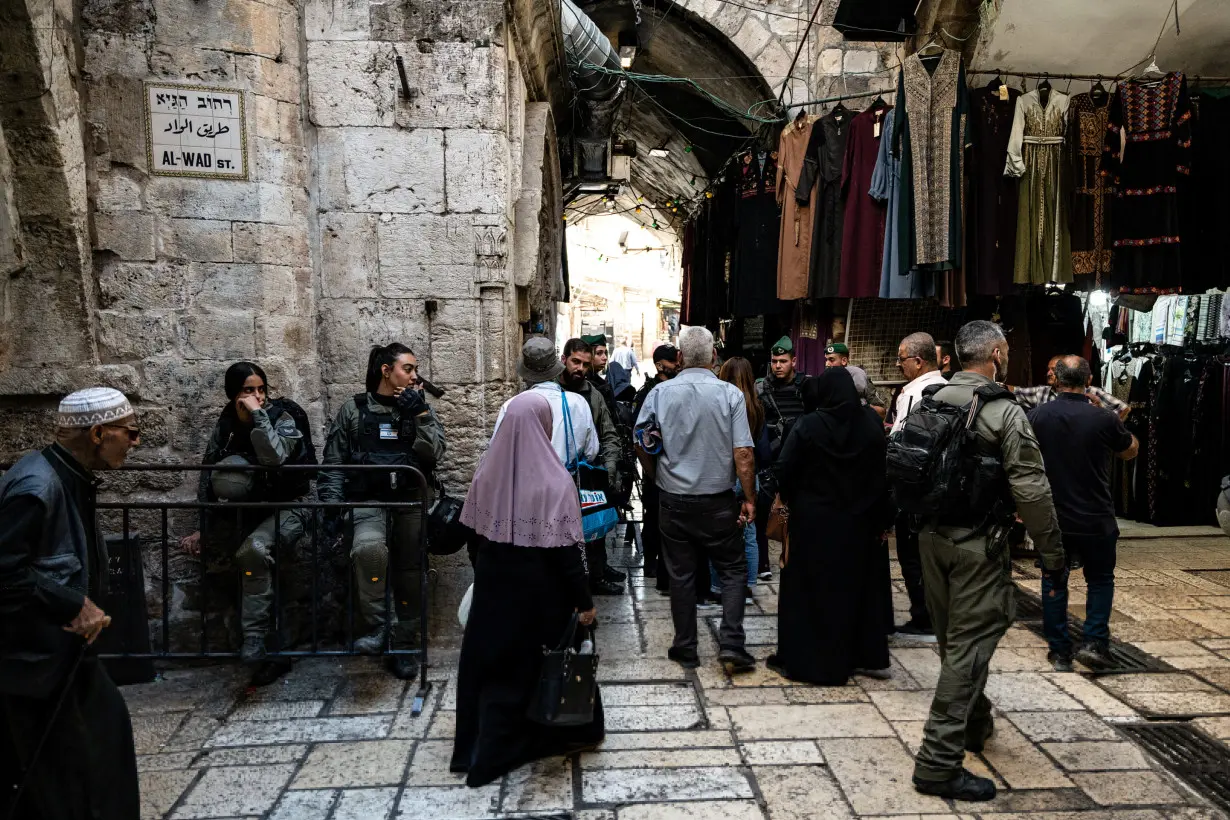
[886,382,1012,523]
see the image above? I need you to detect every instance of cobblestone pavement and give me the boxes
[127,526,1230,819]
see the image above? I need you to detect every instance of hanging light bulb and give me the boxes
[705,190,714,199]
[635,206,642,213]
[652,221,660,229]
[683,145,693,153]
[690,175,696,187]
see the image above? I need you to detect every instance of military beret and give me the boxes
[770,336,794,355]
[581,334,608,348]
[825,342,849,356]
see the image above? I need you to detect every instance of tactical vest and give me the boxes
[344,393,421,501]
[758,376,806,447]
[214,398,317,502]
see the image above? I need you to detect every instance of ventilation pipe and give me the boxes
[561,0,627,180]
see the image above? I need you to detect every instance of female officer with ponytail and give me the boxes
[318,343,446,680]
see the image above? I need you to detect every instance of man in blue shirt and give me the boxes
[636,326,757,674]
[1028,355,1138,671]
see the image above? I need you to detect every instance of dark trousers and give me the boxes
[755,483,772,573]
[659,491,746,651]
[1042,533,1117,656]
[585,536,609,586]
[895,515,931,629]
[641,482,668,588]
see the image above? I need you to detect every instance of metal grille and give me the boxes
[1120,723,1230,814]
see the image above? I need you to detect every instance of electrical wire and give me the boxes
[777,0,825,104]
[582,61,783,124]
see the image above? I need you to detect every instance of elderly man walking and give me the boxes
[0,388,141,820]
[635,326,758,674]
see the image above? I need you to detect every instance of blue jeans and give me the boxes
[711,479,758,592]
[1041,533,1117,657]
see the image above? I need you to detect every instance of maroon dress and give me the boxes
[839,102,892,298]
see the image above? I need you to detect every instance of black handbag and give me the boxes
[426,479,467,556]
[527,613,599,727]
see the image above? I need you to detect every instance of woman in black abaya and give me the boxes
[767,367,892,685]
[451,392,603,787]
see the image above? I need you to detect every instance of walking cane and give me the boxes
[5,638,91,820]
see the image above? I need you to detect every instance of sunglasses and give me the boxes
[103,424,141,443]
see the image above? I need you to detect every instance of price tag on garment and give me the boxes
[378,423,399,440]
[874,121,881,138]
[999,84,1009,101]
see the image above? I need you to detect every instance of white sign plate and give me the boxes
[145,83,248,180]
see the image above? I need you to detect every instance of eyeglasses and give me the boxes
[103,424,141,443]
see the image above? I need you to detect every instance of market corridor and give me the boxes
[127,525,1230,819]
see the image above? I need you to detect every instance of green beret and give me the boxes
[825,342,849,356]
[581,334,607,348]
[770,336,793,355]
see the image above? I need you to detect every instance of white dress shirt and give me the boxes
[891,370,948,434]
[493,381,599,467]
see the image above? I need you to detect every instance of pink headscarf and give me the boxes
[461,391,584,547]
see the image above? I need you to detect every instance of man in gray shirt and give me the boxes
[635,326,757,673]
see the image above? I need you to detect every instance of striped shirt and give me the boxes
[1013,385,1128,415]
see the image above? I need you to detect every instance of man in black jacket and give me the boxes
[0,388,141,820]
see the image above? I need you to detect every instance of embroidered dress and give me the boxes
[732,149,783,317]
[1102,72,1192,293]
[1006,89,1073,285]
[1069,92,1115,283]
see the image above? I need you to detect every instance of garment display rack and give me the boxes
[969,68,1230,84]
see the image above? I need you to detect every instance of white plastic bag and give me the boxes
[457,583,474,628]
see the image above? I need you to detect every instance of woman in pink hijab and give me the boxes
[451,392,603,786]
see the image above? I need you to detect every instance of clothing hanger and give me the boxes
[1134,54,1166,84]
[830,100,850,121]
[1090,77,1109,105]
[1037,74,1052,107]
[916,30,944,58]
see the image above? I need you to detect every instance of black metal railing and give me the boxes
[93,463,433,709]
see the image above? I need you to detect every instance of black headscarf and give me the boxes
[778,368,888,513]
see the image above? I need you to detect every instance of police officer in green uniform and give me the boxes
[911,320,1064,801]
[318,343,446,680]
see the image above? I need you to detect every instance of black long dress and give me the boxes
[768,370,892,686]
[731,148,785,317]
[451,538,603,787]
[798,108,851,298]
[966,82,1020,295]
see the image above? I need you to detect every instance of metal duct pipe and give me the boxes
[561,0,625,103]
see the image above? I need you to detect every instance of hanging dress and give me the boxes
[872,108,927,299]
[732,149,783,317]
[1006,89,1073,285]
[1069,91,1115,285]
[797,109,851,298]
[776,118,817,300]
[966,82,1020,295]
[1102,72,1192,293]
[839,103,891,298]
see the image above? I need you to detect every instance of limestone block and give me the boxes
[232,55,298,105]
[732,16,773,62]
[158,218,234,262]
[316,127,445,214]
[844,49,879,75]
[98,309,177,359]
[755,41,795,88]
[151,0,284,61]
[306,42,396,128]
[83,33,153,79]
[180,312,256,360]
[250,93,281,141]
[426,298,479,384]
[305,0,371,40]
[256,315,313,359]
[250,139,308,188]
[95,171,143,212]
[370,0,503,43]
[83,0,155,37]
[232,222,309,266]
[90,74,147,170]
[392,44,505,131]
[98,260,189,310]
[445,129,507,214]
[146,179,296,225]
[149,43,236,85]
[321,212,379,298]
[94,212,156,260]
[317,298,430,383]
[139,357,226,407]
[0,364,141,398]
[375,213,476,298]
[188,261,296,315]
[819,48,843,76]
[277,101,302,144]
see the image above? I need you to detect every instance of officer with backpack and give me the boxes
[754,337,806,581]
[181,362,318,685]
[888,321,1063,802]
[319,343,446,681]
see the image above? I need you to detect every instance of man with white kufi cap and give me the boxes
[0,387,140,819]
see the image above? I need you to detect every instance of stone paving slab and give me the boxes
[123,531,1230,819]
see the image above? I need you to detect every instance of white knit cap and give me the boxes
[58,387,134,429]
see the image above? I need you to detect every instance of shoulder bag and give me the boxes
[560,392,618,542]
[527,612,599,726]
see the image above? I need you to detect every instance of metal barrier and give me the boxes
[97,463,433,713]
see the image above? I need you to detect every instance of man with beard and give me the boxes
[0,388,141,820]
[633,345,680,590]
[561,339,625,595]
